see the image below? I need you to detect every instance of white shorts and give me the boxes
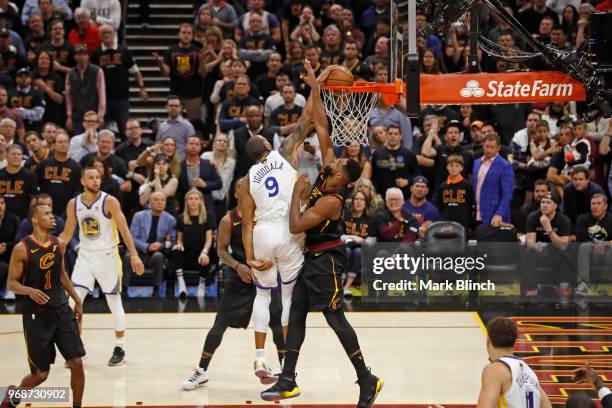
[252,222,304,289]
[72,246,123,294]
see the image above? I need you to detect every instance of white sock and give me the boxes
[116,337,125,348]
[255,349,266,360]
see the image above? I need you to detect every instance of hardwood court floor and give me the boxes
[0,312,487,407]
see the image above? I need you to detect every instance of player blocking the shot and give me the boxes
[240,85,314,382]
[182,179,285,390]
[60,167,145,366]
[478,317,552,408]
[261,61,382,407]
[3,203,85,408]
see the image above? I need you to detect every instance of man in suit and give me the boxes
[123,192,176,296]
[472,134,514,227]
[177,136,222,227]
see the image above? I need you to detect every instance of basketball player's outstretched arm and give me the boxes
[104,196,145,276]
[289,175,342,234]
[58,239,83,323]
[280,92,314,169]
[238,178,273,271]
[7,243,49,305]
[217,214,252,284]
[302,59,336,166]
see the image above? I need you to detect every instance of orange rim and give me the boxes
[321,80,406,105]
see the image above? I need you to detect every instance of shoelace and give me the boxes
[188,370,203,382]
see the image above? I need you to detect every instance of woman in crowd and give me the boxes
[201,133,236,225]
[527,124,557,199]
[342,144,371,180]
[284,40,305,72]
[136,135,181,179]
[370,125,387,150]
[88,156,123,203]
[353,177,384,213]
[32,50,64,125]
[139,154,179,215]
[173,189,214,298]
[420,48,446,74]
[561,5,579,41]
[194,8,217,44]
[341,190,376,296]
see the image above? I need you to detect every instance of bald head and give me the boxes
[245,135,271,161]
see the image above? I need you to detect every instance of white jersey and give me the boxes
[249,150,296,223]
[75,192,119,251]
[497,356,541,408]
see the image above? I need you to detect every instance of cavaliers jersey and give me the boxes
[248,150,296,222]
[305,172,346,247]
[21,236,67,309]
[75,192,119,251]
[496,356,541,408]
[228,208,246,264]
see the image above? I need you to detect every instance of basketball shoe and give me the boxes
[260,376,301,401]
[108,346,126,366]
[0,385,18,408]
[254,358,278,384]
[182,368,209,390]
[356,372,383,408]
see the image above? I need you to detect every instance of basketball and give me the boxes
[323,65,355,87]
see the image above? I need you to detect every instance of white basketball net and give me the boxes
[320,88,378,146]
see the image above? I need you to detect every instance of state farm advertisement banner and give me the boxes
[420,72,587,104]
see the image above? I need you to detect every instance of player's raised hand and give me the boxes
[131,255,145,276]
[248,259,273,271]
[302,59,318,88]
[28,288,49,305]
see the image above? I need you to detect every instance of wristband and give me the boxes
[130,255,140,260]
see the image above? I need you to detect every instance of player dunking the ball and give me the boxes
[181,179,285,390]
[60,167,144,366]
[477,317,552,408]
[2,203,85,408]
[239,81,314,382]
[261,61,382,407]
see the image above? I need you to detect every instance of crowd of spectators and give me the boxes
[0,0,611,300]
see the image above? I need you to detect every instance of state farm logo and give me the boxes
[459,79,574,98]
[460,80,485,98]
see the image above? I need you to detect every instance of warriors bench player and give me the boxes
[60,167,144,366]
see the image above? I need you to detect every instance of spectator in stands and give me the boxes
[194,7,216,44]
[0,118,23,149]
[0,88,25,142]
[341,190,376,296]
[24,130,49,171]
[173,189,214,298]
[69,111,100,162]
[360,0,390,40]
[295,45,322,96]
[0,193,18,298]
[341,144,371,180]
[371,124,420,198]
[88,155,122,202]
[139,153,179,215]
[138,135,181,180]
[550,25,569,49]
[178,135,222,227]
[199,0,237,38]
[0,0,23,37]
[402,175,440,225]
[153,23,206,121]
[0,133,5,169]
[233,105,276,181]
[376,187,421,243]
[284,40,304,74]
[218,76,262,132]
[40,19,75,76]
[365,36,389,70]
[523,191,571,295]
[479,121,512,159]
[238,12,276,78]
[576,3,594,47]
[339,9,365,50]
[435,154,474,227]
[289,6,319,46]
[0,28,25,78]
[420,48,446,74]
[65,44,106,134]
[115,119,150,216]
[41,122,57,148]
[36,130,81,215]
[124,191,176,296]
[473,134,514,227]
[269,83,302,132]
[24,13,48,63]
[201,133,235,225]
[415,10,441,56]
[547,124,573,196]
[561,5,579,39]
[564,119,592,173]
[92,25,148,139]
[9,67,45,132]
[563,167,604,231]
[255,52,283,99]
[369,97,413,149]
[81,0,121,32]
[21,0,72,26]
[80,130,129,181]
[575,193,612,299]
[14,193,64,241]
[341,39,373,81]
[68,8,101,55]
[38,0,66,32]
[534,15,555,43]
[319,25,343,68]
[516,179,550,237]
[523,122,555,203]
[354,177,384,212]
[218,58,262,102]
[264,71,305,127]
[156,96,196,161]
[370,125,387,150]
[542,101,572,135]
[518,0,559,34]
[33,50,65,126]
[0,144,38,219]
[235,0,281,44]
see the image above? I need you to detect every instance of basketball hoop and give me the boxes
[320,80,405,146]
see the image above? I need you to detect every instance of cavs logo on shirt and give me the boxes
[82,216,101,239]
[39,253,55,270]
